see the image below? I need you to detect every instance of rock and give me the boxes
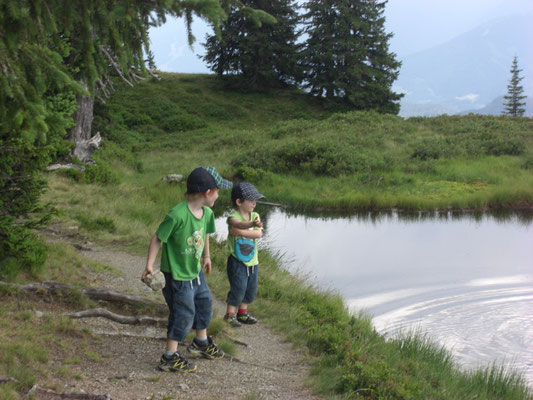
[46,163,86,172]
[162,174,183,183]
[142,270,165,291]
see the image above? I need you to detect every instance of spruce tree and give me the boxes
[301,0,402,113]
[502,56,527,117]
[203,0,301,90]
[0,0,260,278]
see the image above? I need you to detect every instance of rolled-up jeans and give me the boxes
[226,255,259,307]
[162,270,212,342]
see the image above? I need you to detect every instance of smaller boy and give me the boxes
[142,166,232,373]
[224,182,264,327]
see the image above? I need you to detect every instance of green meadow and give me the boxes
[3,73,531,399]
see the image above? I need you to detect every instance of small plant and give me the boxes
[76,215,116,233]
[85,351,104,363]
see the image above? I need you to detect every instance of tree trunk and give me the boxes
[69,83,100,163]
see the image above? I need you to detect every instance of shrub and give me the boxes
[481,134,524,156]
[159,112,207,132]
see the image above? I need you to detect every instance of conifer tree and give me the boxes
[0,0,267,277]
[502,56,527,117]
[301,0,402,113]
[203,0,301,90]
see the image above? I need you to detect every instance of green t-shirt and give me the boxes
[227,210,260,267]
[157,201,216,281]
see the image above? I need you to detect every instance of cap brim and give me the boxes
[217,179,233,189]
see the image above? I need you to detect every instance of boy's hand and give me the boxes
[202,257,212,275]
[252,218,263,228]
[141,265,154,281]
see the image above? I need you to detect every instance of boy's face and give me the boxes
[205,188,219,207]
[238,198,256,213]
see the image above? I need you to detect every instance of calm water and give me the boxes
[215,208,533,385]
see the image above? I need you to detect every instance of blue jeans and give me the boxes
[162,270,213,342]
[226,255,259,307]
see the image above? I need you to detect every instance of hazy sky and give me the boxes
[148,0,533,73]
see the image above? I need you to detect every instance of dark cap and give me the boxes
[231,182,265,203]
[186,167,233,193]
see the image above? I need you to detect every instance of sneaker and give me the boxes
[224,314,242,328]
[237,312,257,325]
[187,336,224,360]
[159,352,197,373]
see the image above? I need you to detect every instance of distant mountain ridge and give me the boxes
[460,96,533,117]
[397,14,532,117]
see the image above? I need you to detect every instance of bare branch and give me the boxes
[68,308,166,327]
[99,45,134,87]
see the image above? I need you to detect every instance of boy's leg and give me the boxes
[225,256,247,327]
[188,272,224,359]
[160,273,197,372]
[237,266,259,324]
[166,338,179,353]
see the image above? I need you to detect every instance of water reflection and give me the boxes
[215,208,533,386]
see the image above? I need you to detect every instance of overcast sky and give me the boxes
[148,0,533,73]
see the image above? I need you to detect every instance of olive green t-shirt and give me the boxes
[227,210,260,267]
[157,201,216,281]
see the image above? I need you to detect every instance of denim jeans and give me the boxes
[162,270,213,342]
[226,255,259,307]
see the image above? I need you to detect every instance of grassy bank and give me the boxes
[8,73,531,398]
[87,73,533,212]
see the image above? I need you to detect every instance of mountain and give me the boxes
[459,96,533,117]
[396,14,532,117]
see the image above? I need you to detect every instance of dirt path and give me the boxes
[57,244,320,400]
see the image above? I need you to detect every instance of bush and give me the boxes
[481,134,524,156]
[159,112,207,132]
[233,138,389,176]
[0,221,47,279]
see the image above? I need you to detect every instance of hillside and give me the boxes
[90,73,533,216]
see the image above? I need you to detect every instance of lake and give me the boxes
[215,208,533,386]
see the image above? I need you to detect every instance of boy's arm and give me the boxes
[142,233,161,280]
[228,227,263,239]
[202,234,212,275]
[228,217,254,229]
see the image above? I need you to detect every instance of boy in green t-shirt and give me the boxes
[142,167,232,373]
[224,182,264,327]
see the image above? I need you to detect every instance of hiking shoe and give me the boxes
[224,314,242,328]
[237,312,257,325]
[187,336,224,360]
[159,352,197,373]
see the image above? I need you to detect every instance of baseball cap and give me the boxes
[231,182,265,203]
[186,167,233,193]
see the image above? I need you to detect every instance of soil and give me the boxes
[37,232,321,400]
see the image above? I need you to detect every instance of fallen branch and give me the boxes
[68,308,166,327]
[221,332,248,347]
[89,329,166,341]
[0,281,165,311]
[28,384,112,399]
[222,355,283,372]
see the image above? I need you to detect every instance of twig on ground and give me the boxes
[27,384,112,399]
[68,308,166,327]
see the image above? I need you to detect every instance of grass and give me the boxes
[0,295,95,397]
[23,73,533,399]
